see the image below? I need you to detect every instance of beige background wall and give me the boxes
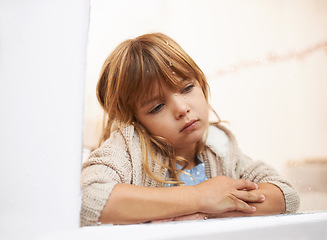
[84,0,327,172]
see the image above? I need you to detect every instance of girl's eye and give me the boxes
[149,103,164,114]
[182,84,195,93]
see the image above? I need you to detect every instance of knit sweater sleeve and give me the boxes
[80,130,133,226]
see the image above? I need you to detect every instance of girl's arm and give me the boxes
[98,176,265,224]
[151,182,284,222]
[246,182,285,214]
[208,182,285,219]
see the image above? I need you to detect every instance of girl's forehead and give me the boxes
[137,81,161,108]
[137,78,172,106]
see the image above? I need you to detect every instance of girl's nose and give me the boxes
[173,94,190,119]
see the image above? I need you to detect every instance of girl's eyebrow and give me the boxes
[140,95,160,108]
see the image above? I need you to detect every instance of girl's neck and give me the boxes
[175,145,198,169]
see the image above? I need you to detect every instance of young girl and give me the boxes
[80,33,300,226]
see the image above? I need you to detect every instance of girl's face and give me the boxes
[135,78,209,156]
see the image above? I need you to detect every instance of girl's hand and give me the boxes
[194,176,265,214]
[207,182,285,218]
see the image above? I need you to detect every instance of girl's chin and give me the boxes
[175,134,204,149]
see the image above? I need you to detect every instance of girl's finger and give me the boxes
[234,179,258,191]
[233,190,265,203]
[227,195,256,213]
[234,198,257,213]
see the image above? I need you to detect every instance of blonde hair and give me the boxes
[97,32,220,185]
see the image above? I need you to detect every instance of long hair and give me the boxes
[96,32,220,185]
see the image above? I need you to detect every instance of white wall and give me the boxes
[0,1,90,240]
[84,0,327,174]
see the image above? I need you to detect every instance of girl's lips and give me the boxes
[180,119,199,133]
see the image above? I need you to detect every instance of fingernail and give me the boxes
[252,206,256,211]
[254,183,258,189]
[261,194,265,200]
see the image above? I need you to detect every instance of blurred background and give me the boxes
[83,0,327,213]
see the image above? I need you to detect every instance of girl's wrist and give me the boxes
[187,185,202,213]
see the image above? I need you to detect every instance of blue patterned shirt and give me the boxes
[164,156,208,187]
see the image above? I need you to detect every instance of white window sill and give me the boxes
[38,212,327,240]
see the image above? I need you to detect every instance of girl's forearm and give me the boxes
[98,176,263,224]
[251,182,286,214]
[98,183,200,224]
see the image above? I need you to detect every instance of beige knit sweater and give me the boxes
[80,123,300,226]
